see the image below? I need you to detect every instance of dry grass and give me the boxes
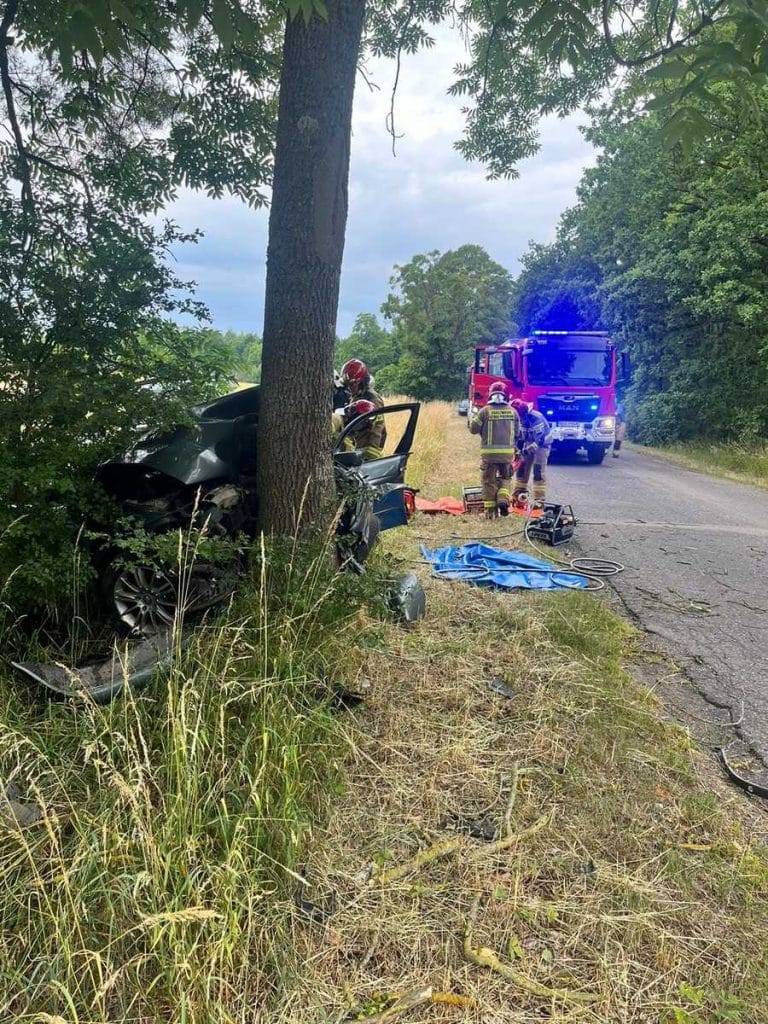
[273,408,768,1024]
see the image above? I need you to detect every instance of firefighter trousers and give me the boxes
[613,420,626,453]
[514,446,549,502]
[481,457,513,511]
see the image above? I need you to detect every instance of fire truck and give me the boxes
[469,330,629,465]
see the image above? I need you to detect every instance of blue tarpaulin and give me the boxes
[421,543,588,591]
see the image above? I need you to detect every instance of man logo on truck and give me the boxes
[468,330,630,466]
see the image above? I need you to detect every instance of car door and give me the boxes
[334,402,420,530]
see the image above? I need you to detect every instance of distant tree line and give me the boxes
[512,83,768,446]
[336,245,514,401]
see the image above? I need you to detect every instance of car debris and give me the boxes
[441,812,497,841]
[488,676,515,699]
[294,867,337,923]
[10,633,175,703]
[390,572,426,622]
[718,746,768,799]
[1,782,44,829]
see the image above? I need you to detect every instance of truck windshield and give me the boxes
[526,347,611,386]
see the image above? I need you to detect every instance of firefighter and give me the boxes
[332,399,383,461]
[468,382,520,519]
[510,399,552,508]
[339,359,386,457]
[340,358,384,406]
[612,401,626,458]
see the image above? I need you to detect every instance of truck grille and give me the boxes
[536,395,600,423]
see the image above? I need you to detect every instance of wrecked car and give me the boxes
[93,386,421,635]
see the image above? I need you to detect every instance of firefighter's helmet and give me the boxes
[345,399,376,423]
[340,358,370,391]
[510,398,532,415]
[488,381,508,405]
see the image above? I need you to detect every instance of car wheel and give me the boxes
[586,444,607,465]
[102,560,237,636]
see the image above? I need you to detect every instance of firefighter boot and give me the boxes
[497,475,511,517]
[485,506,496,520]
[612,440,622,458]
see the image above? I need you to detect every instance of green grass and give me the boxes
[0,539,386,1022]
[634,440,768,489]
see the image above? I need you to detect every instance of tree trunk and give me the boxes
[257,0,366,535]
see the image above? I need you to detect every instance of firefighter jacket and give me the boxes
[468,403,520,458]
[518,409,552,450]
[343,388,387,460]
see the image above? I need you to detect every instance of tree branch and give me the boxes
[601,0,726,69]
[0,0,35,249]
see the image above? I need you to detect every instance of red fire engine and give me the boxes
[469,330,629,465]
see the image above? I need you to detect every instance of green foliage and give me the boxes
[335,313,399,377]
[381,245,514,400]
[210,329,263,382]
[19,1,768,184]
[663,983,746,1023]
[0,0,280,616]
[512,81,768,445]
[513,231,605,333]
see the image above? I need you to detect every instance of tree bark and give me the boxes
[257,0,366,535]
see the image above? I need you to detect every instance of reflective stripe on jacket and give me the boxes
[469,404,520,456]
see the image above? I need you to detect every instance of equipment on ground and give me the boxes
[462,486,484,514]
[467,331,631,465]
[421,543,590,591]
[524,503,575,546]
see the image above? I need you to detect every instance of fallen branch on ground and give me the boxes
[372,835,466,886]
[468,808,554,861]
[462,897,601,1005]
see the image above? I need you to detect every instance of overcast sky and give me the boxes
[169,28,596,337]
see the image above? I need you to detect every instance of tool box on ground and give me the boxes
[462,486,484,514]
[525,503,575,546]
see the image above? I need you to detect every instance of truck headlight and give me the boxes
[595,416,615,431]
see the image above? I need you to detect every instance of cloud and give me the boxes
[168,26,596,336]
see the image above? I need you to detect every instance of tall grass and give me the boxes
[638,440,768,489]
[378,397,452,494]
[0,537,382,1022]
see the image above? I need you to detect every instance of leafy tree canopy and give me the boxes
[335,313,399,378]
[513,76,768,445]
[381,244,514,400]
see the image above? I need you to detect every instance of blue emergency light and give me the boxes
[532,330,569,335]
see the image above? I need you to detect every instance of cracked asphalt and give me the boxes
[549,447,768,761]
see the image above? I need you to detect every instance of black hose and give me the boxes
[522,520,624,587]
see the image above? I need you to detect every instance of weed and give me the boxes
[0,535,389,1022]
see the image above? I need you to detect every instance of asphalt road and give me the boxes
[548,447,768,761]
